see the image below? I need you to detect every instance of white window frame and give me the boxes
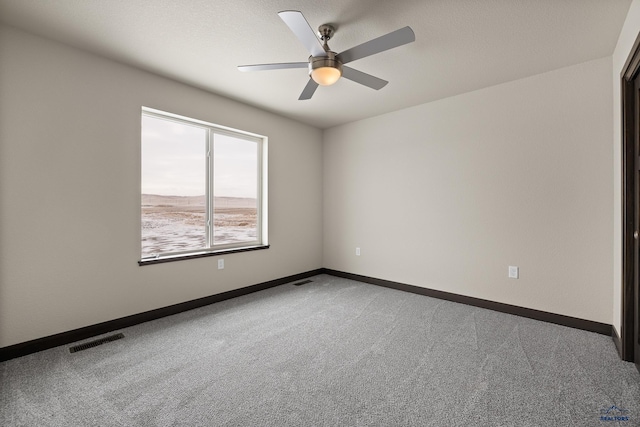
[140,107,268,265]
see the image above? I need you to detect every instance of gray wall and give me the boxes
[323,57,613,324]
[0,26,324,347]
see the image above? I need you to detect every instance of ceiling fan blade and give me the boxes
[299,79,319,100]
[337,26,415,64]
[238,62,308,72]
[342,66,388,90]
[278,10,327,58]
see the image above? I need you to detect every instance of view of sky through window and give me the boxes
[142,115,206,196]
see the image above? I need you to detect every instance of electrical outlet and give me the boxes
[508,266,519,279]
[356,247,361,256]
[218,259,224,270]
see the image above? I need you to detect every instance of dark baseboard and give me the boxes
[1,267,615,362]
[612,326,623,358]
[0,269,323,362]
[323,269,613,336]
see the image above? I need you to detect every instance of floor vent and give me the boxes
[292,280,313,286]
[69,333,125,353]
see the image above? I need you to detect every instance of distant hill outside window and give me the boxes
[140,108,266,262]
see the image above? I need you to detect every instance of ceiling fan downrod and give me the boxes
[318,24,335,48]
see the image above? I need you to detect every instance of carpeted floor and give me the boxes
[1,274,639,426]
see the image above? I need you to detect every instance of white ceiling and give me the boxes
[0,0,632,129]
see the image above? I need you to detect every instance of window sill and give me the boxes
[138,245,270,266]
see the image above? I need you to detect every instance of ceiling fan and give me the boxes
[238,10,415,100]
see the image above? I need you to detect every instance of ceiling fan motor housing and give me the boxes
[309,51,343,85]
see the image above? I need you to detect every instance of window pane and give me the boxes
[141,115,207,257]
[213,134,258,245]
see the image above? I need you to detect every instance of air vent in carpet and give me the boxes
[292,280,313,286]
[69,333,125,353]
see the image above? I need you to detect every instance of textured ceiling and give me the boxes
[0,0,632,129]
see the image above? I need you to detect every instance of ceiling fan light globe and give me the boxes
[309,53,343,86]
[312,67,342,86]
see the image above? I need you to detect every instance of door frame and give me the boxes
[620,31,640,364]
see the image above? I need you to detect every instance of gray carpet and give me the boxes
[1,274,639,426]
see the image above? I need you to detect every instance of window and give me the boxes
[140,108,267,264]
